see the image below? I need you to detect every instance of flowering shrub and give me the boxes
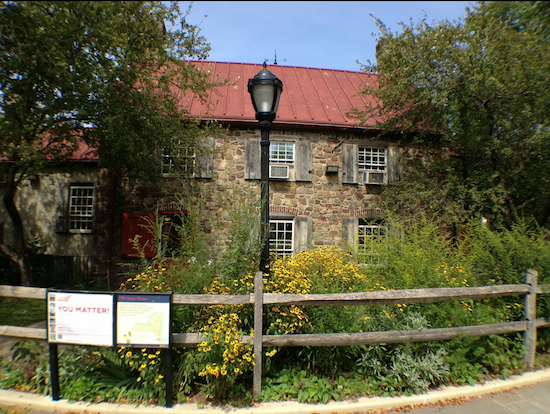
[435,263,469,287]
[264,246,369,336]
[191,273,257,400]
[196,313,254,400]
[114,346,166,402]
[269,246,367,293]
[119,265,171,292]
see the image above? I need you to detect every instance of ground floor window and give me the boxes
[358,218,387,265]
[69,184,94,233]
[269,219,294,257]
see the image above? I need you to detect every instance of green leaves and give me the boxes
[1,1,225,284]
[261,369,341,404]
[359,1,550,228]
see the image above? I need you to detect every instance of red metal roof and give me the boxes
[178,61,379,130]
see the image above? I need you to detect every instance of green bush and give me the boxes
[357,312,450,395]
[3,208,550,405]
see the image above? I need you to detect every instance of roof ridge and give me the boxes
[186,60,374,75]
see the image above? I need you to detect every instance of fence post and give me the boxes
[253,271,264,399]
[523,268,538,368]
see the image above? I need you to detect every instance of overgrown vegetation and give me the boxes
[2,211,549,406]
[355,1,550,230]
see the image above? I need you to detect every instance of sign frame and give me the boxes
[115,292,172,349]
[47,289,115,347]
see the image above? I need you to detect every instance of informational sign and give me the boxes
[47,291,114,346]
[116,293,171,348]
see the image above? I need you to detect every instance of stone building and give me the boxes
[0,61,407,287]
[117,62,404,275]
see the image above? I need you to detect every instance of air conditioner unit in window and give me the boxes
[269,164,290,179]
[364,170,386,185]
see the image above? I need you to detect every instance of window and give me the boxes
[246,139,312,182]
[68,185,94,233]
[269,219,294,257]
[162,145,195,176]
[270,142,295,163]
[269,142,295,179]
[358,218,387,265]
[358,147,387,185]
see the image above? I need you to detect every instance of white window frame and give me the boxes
[358,147,387,184]
[357,218,387,266]
[162,145,195,176]
[269,219,294,257]
[68,184,94,234]
[270,141,295,164]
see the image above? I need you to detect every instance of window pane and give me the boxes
[269,219,294,257]
[69,185,94,233]
[162,145,195,175]
[358,218,387,265]
[269,142,294,163]
[358,147,386,171]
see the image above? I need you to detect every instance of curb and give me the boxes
[1,368,550,414]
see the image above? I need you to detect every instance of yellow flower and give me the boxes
[265,349,277,357]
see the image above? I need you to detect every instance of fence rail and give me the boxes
[1,269,550,398]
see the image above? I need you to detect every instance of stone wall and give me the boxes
[196,127,385,252]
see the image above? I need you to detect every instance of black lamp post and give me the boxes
[248,63,283,274]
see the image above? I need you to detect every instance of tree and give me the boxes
[0,1,223,285]
[355,1,550,230]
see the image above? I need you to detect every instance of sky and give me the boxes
[183,1,477,72]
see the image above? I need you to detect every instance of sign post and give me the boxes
[116,292,173,407]
[47,290,115,400]
[46,290,172,406]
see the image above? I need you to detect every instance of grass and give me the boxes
[0,298,45,326]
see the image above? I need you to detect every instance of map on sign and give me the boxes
[116,293,171,348]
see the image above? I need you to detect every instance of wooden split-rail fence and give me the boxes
[1,269,549,398]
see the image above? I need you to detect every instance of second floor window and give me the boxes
[162,145,195,176]
[270,142,295,163]
[69,185,94,233]
[246,138,312,182]
[358,147,387,185]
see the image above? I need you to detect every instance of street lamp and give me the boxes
[248,63,283,274]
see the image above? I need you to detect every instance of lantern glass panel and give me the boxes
[252,84,275,113]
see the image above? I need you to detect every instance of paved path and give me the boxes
[383,379,550,414]
[0,368,549,414]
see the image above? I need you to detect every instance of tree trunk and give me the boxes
[1,165,33,286]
